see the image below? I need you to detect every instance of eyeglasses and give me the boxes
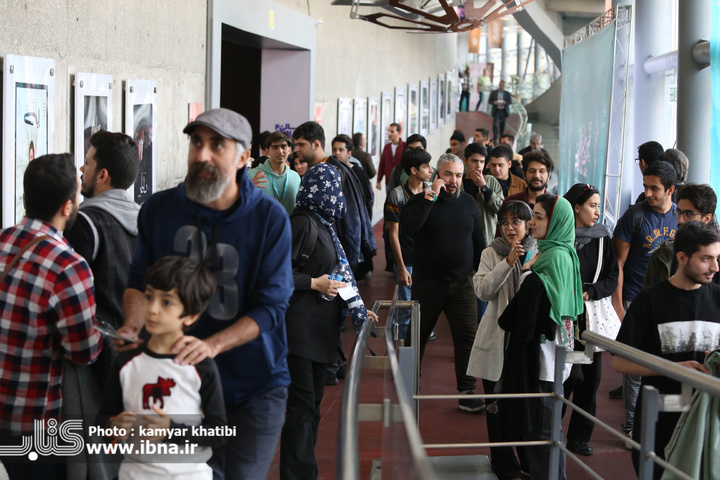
[499,218,524,228]
[634,157,640,165]
[677,210,702,219]
[583,184,598,192]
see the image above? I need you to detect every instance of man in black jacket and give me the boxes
[401,153,486,413]
[64,130,141,480]
[488,80,512,141]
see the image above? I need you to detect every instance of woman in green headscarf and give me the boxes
[497,193,584,480]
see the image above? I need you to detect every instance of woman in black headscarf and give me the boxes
[280,162,374,480]
[562,183,619,457]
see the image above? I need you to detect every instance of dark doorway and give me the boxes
[220,39,261,143]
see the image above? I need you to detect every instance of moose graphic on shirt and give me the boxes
[142,377,176,409]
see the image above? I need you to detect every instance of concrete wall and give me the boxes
[1,0,458,218]
[0,0,207,190]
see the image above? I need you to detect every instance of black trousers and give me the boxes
[410,272,477,392]
[482,379,529,480]
[562,351,602,442]
[280,355,327,480]
[493,113,507,141]
[460,91,470,111]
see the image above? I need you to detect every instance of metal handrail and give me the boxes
[382,301,435,479]
[336,302,379,480]
[337,308,719,479]
[582,331,720,397]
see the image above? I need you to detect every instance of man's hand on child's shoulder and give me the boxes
[172,335,216,366]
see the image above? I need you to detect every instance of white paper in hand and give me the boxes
[338,285,356,300]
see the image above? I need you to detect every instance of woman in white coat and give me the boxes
[468,200,536,480]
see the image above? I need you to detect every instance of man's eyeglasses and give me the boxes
[677,210,703,219]
[634,157,641,165]
[499,218,524,228]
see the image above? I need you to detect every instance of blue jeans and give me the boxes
[211,385,288,480]
[393,264,413,341]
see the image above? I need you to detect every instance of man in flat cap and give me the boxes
[120,108,293,480]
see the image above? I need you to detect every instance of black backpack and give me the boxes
[291,208,319,270]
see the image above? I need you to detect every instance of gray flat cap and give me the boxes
[183,108,252,149]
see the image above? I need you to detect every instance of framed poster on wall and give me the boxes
[367,96,380,167]
[124,79,157,205]
[352,97,367,139]
[74,72,112,171]
[429,78,438,133]
[2,54,56,227]
[446,71,453,120]
[407,82,419,137]
[420,80,429,136]
[394,86,406,137]
[438,74,446,126]
[337,98,353,136]
[381,91,393,148]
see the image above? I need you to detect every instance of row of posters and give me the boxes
[1,54,157,227]
[336,69,458,169]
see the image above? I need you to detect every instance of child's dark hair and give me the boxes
[145,256,216,317]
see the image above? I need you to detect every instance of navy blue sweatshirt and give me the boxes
[127,168,293,408]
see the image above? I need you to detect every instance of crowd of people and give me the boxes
[0,106,718,480]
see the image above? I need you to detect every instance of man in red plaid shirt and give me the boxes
[0,153,102,479]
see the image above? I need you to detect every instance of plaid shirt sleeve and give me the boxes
[51,255,102,365]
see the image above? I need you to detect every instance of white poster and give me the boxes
[367,96,380,167]
[352,98,367,140]
[2,55,56,227]
[438,74,446,126]
[337,98,353,136]
[420,80,429,136]
[394,86,407,138]
[407,82,419,137]
[124,79,157,205]
[74,72,113,170]
[381,91,393,148]
[430,78,438,133]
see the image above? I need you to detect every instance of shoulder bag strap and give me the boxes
[0,235,53,286]
[592,236,604,284]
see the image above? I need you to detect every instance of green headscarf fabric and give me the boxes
[532,195,584,330]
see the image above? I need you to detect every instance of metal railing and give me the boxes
[337,299,720,479]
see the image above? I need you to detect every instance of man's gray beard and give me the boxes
[185,163,232,204]
[439,188,460,201]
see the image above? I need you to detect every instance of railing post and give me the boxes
[412,301,421,423]
[549,345,567,479]
[638,386,659,480]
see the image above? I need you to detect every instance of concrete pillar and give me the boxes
[633,0,672,161]
[485,34,491,64]
[534,42,542,75]
[678,0,712,183]
[516,29,524,81]
[501,28,509,82]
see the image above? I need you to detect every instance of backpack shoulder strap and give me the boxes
[630,201,646,237]
[77,210,100,262]
[291,209,319,270]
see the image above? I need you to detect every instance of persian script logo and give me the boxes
[275,123,296,135]
[0,419,85,460]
